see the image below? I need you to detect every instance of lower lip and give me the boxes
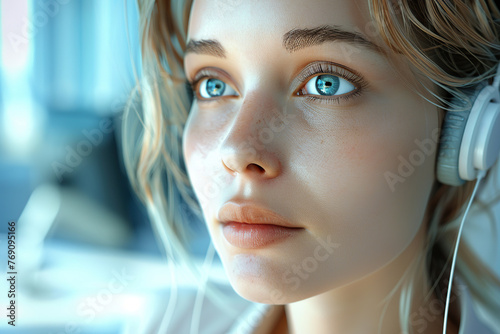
[222,222,303,249]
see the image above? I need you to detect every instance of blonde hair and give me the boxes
[123,0,500,332]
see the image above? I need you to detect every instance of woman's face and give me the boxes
[183,0,439,303]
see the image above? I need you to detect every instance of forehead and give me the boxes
[187,0,377,47]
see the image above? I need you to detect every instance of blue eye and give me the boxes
[199,78,238,99]
[304,74,355,96]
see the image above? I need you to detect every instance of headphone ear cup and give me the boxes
[436,85,485,186]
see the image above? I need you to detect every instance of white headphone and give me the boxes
[437,63,500,186]
[436,63,500,333]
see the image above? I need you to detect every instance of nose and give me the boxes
[219,94,283,180]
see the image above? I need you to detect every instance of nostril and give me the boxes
[246,163,265,173]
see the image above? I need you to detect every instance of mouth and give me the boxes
[221,222,304,249]
[217,201,304,249]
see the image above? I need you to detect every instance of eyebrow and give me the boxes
[185,25,384,58]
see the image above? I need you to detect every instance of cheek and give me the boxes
[293,96,435,196]
[290,97,437,281]
[183,106,231,210]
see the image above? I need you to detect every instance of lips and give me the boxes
[218,201,304,249]
[218,201,299,227]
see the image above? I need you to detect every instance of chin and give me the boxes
[223,263,328,305]
[219,255,289,304]
[229,277,291,305]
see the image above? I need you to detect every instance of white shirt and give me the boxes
[455,282,499,334]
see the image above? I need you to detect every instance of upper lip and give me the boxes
[218,201,301,228]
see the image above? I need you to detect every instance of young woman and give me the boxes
[123,0,500,333]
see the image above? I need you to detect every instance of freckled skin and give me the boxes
[182,1,446,333]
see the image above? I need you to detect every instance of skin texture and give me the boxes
[182,0,457,333]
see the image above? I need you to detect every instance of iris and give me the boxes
[315,75,340,96]
[206,79,226,97]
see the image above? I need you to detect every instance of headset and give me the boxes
[436,63,500,333]
[437,63,500,186]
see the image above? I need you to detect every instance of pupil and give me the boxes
[207,79,225,97]
[316,75,339,95]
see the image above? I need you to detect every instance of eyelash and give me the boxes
[187,62,367,105]
[295,62,367,105]
[187,68,227,103]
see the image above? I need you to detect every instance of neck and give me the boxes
[284,223,457,334]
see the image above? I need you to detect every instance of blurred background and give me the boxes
[0,1,499,333]
[0,1,225,333]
